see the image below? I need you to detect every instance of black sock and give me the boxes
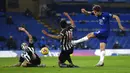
[67,54,73,65]
[59,52,66,64]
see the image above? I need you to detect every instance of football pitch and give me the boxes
[0,56,130,73]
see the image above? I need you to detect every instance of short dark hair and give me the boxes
[92,5,101,12]
[59,19,67,28]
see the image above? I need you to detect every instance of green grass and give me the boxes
[0,56,130,73]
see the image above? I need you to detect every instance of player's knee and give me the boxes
[21,64,27,67]
[100,46,105,50]
[21,63,27,67]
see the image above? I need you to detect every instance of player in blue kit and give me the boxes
[72,5,125,66]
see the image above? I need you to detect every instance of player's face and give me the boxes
[93,10,100,16]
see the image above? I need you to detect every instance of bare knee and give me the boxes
[21,63,27,67]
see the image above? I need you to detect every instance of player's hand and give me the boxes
[81,8,86,13]
[18,27,25,31]
[63,12,69,16]
[119,26,125,31]
[42,30,48,35]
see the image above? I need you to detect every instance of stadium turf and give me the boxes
[0,56,130,73]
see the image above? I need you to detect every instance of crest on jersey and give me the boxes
[109,14,112,17]
[102,17,105,20]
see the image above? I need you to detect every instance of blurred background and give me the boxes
[0,0,130,51]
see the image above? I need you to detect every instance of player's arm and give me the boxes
[19,27,33,43]
[63,12,75,27]
[112,15,125,31]
[81,8,92,15]
[42,30,62,39]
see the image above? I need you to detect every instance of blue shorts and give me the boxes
[94,30,109,43]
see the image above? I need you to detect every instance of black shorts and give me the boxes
[27,57,41,67]
[61,48,73,55]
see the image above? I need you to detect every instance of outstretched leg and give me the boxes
[72,32,95,45]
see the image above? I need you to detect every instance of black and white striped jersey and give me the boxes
[21,43,39,62]
[59,25,74,51]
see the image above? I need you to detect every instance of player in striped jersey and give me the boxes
[42,12,78,68]
[12,27,45,67]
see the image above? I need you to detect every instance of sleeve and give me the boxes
[59,31,64,36]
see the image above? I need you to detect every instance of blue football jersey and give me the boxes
[92,12,113,31]
[91,12,113,43]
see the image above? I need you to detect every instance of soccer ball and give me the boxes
[41,47,49,55]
